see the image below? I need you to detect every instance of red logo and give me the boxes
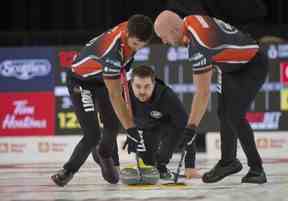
[58,51,78,68]
[246,112,264,123]
[280,62,288,85]
[246,112,281,130]
[0,92,55,136]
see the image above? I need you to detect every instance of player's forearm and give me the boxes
[187,90,210,127]
[109,92,134,129]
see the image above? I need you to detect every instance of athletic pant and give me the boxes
[217,50,268,171]
[63,71,120,173]
[102,123,196,168]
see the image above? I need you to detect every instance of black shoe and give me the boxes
[242,169,267,184]
[51,169,74,187]
[157,164,174,180]
[202,159,243,183]
[95,146,119,184]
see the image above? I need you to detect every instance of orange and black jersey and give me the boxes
[183,15,259,73]
[71,22,135,82]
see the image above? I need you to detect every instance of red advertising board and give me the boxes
[0,92,55,136]
[280,62,288,85]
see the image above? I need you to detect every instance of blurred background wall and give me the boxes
[0,0,287,46]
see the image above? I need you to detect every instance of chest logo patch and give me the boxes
[150,110,162,119]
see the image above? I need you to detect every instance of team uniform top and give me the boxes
[183,15,259,74]
[129,79,188,130]
[129,79,197,168]
[71,22,135,82]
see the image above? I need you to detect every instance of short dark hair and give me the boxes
[131,65,156,82]
[127,14,153,42]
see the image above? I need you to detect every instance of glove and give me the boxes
[126,127,146,153]
[180,127,197,149]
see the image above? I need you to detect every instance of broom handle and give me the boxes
[120,68,144,182]
[174,133,198,183]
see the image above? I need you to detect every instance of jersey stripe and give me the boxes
[212,48,258,63]
[72,59,102,77]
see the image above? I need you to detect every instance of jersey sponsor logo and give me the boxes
[0,59,51,80]
[150,110,162,119]
[79,87,95,112]
[192,58,207,67]
[214,18,238,34]
[104,66,120,73]
[105,58,121,67]
[189,52,204,61]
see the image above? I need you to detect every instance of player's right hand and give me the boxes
[126,127,146,153]
[180,127,197,149]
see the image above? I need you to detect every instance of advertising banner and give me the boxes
[0,47,55,92]
[0,92,55,136]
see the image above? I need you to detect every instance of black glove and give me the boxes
[126,127,146,153]
[180,127,197,149]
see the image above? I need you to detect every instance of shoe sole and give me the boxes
[51,175,65,187]
[202,163,243,183]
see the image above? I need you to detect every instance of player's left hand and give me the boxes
[184,168,202,179]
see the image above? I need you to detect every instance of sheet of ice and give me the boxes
[0,154,287,201]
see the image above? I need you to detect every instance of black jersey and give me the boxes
[129,79,188,129]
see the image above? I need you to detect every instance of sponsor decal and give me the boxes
[246,112,281,130]
[105,58,121,67]
[150,110,163,119]
[0,92,55,136]
[38,142,67,153]
[0,47,54,91]
[189,52,204,61]
[0,143,26,153]
[0,59,51,80]
[214,18,238,34]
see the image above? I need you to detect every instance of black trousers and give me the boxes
[217,51,268,171]
[105,123,195,168]
[63,71,120,173]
